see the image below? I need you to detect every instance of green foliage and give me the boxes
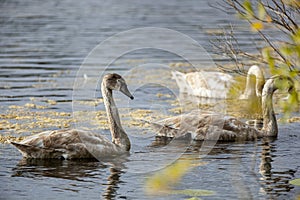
[237,0,300,115]
[145,159,193,195]
[257,2,266,20]
[145,158,210,197]
[243,0,254,18]
[290,178,300,186]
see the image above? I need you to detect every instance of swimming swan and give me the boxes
[10,73,134,159]
[172,65,265,99]
[152,75,294,141]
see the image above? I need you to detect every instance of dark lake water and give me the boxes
[0,0,299,199]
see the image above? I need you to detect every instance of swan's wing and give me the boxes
[222,118,262,141]
[153,112,262,141]
[10,141,67,159]
[10,129,119,159]
[153,111,224,138]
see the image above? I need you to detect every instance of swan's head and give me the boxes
[103,73,134,100]
[275,75,294,93]
[264,75,295,95]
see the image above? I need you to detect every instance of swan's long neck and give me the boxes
[242,65,265,98]
[102,82,130,151]
[261,79,278,137]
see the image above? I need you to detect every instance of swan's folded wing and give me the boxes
[10,140,67,159]
[10,129,117,159]
[153,112,224,139]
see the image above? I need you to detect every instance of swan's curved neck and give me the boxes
[242,65,265,98]
[261,80,278,137]
[102,82,131,151]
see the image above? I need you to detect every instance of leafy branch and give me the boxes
[212,0,300,76]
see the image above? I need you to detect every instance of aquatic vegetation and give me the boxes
[74,99,104,106]
[287,116,300,123]
[0,102,173,143]
[169,62,191,68]
[0,104,75,143]
[0,135,24,144]
[126,109,172,128]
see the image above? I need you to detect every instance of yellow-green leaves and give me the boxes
[257,2,266,20]
[145,157,210,198]
[240,1,268,32]
[283,0,300,8]
[262,47,275,71]
[290,178,300,186]
[145,159,192,195]
[251,22,264,31]
[243,0,254,18]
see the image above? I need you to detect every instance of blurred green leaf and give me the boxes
[172,189,215,197]
[262,47,276,73]
[292,28,300,44]
[290,178,300,186]
[145,157,208,196]
[145,159,193,195]
[251,22,264,31]
[258,2,266,20]
[243,0,254,19]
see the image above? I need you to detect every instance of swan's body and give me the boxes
[153,76,294,141]
[10,73,134,159]
[172,65,265,99]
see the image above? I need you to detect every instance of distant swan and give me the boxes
[10,73,134,159]
[172,65,265,99]
[152,75,294,141]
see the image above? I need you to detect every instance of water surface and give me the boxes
[0,0,299,199]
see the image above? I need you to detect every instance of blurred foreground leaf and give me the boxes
[145,157,209,197]
[145,159,192,195]
[251,22,264,32]
[171,189,215,197]
[290,178,300,186]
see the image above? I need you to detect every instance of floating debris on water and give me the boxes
[0,102,173,143]
[169,62,191,68]
[47,100,57,105]
[0,135,24,144]
[287,116,300,123]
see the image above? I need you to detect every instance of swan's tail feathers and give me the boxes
[10,141,65,159]
[10,141,39,152]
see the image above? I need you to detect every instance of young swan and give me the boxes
[10,73,134,159]
[152,75,294,141]
[172,65,265,99]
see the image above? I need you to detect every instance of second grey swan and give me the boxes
[152,75,294,141]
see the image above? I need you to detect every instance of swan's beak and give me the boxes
[120,85,134,100]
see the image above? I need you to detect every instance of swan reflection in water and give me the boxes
[12,157,127,199]
[258,138,296,198]
[151,136,298,198]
